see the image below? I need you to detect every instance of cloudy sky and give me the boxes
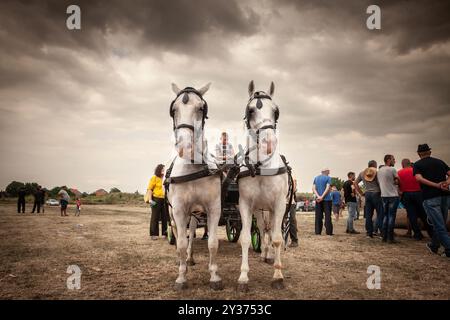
[0,0,449,193]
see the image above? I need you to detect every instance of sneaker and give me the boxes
[426,243,439,255]
[349,230,360,234]
[441,252,450,258]
[366,234,373,239]
[289,241,299,248]
[345,229,350,234]
[382,237,387,243]
[387,239,399,244]
[151,236,158,240]
[161,235,167,239]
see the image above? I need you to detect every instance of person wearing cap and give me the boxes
[398,158,432,240]
[413,144,450,258]
[377,155,400,243]
[312,168,333,235]
[355,160,384,238]
[343,172,360,234]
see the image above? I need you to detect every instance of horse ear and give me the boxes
[171,83,181,95]
[248,80,255,97]
[269,81,275,97]
[198,82,211,96]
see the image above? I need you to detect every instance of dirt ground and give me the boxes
[0,203,448,300]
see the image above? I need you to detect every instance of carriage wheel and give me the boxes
[226,219,241,242]
[167,222,176,245]
[251,221,261,253]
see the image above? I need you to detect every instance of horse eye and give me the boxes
[248,108,255,114]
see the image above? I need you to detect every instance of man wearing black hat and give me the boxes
[413,144,450,258]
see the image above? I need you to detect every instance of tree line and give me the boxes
[3,181,122,198]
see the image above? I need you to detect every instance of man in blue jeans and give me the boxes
[413,144,450,258]
[355,160,384,238]
[378,155,400,243]
[343,172,360,234]
[313,168,333,235]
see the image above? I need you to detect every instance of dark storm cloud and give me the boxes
[276,0,450,54]
[0,0,260,55]
[0,0,449,192]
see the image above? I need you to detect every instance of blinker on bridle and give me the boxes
[169,87,208,132]
[244,91,279,131]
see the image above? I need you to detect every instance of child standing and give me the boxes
[75,198,81,216]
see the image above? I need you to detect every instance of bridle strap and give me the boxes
[174,123,195,132]
[170,87,209,164]
[170,87,208,130]
[244,91,275,130]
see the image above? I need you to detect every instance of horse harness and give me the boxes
[164,87,294,223]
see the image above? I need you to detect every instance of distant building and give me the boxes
[70,188,82,198]
[95,189,108,196]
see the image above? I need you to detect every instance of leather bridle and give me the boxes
[244,91,279,130]
[169,87,208,131]
[169,87,209,164]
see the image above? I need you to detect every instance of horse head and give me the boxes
[244,80,279,157]
[170,83,211,162]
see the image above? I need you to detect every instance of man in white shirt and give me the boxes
[377,154,400,243]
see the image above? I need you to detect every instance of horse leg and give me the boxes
[186,216,196,266]
[207,201,223,290]
[173,212,189,290]
[237,201,252,292]
[270,201,285,289]
[255,210,267,262]
[265,211,275,265]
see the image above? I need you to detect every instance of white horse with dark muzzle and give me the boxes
[165,83,223,291]
[236,81,291,291]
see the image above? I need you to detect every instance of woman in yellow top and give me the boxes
[146,164,166,240]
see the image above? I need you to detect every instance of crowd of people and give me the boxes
[312,144,450,258]
[146,136,449,259]
[16,185,82,217]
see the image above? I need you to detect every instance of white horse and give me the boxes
[165,83,223,291]
[237,81,290,291]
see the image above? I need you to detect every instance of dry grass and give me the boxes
[0,203,448,300]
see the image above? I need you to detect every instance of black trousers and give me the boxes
[32,200,41,213]
[150,198,168,236]
[315,200,333,235]
[17,199,25,213]
[287,203,298,242]
[402,191,433,238]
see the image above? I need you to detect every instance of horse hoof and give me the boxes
[210,280,224,291]
[174,282,188,291]
[186,260,196,266]
[271,278,285,290]
[265,258,275,265]
[237,283,249,293]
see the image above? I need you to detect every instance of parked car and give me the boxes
[296,200,315,212]
[46,199,59,206]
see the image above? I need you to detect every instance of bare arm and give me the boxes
[415,173,442,189]
[322,184,331,198]
[312,184,320,198]
[354,181,363,196]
